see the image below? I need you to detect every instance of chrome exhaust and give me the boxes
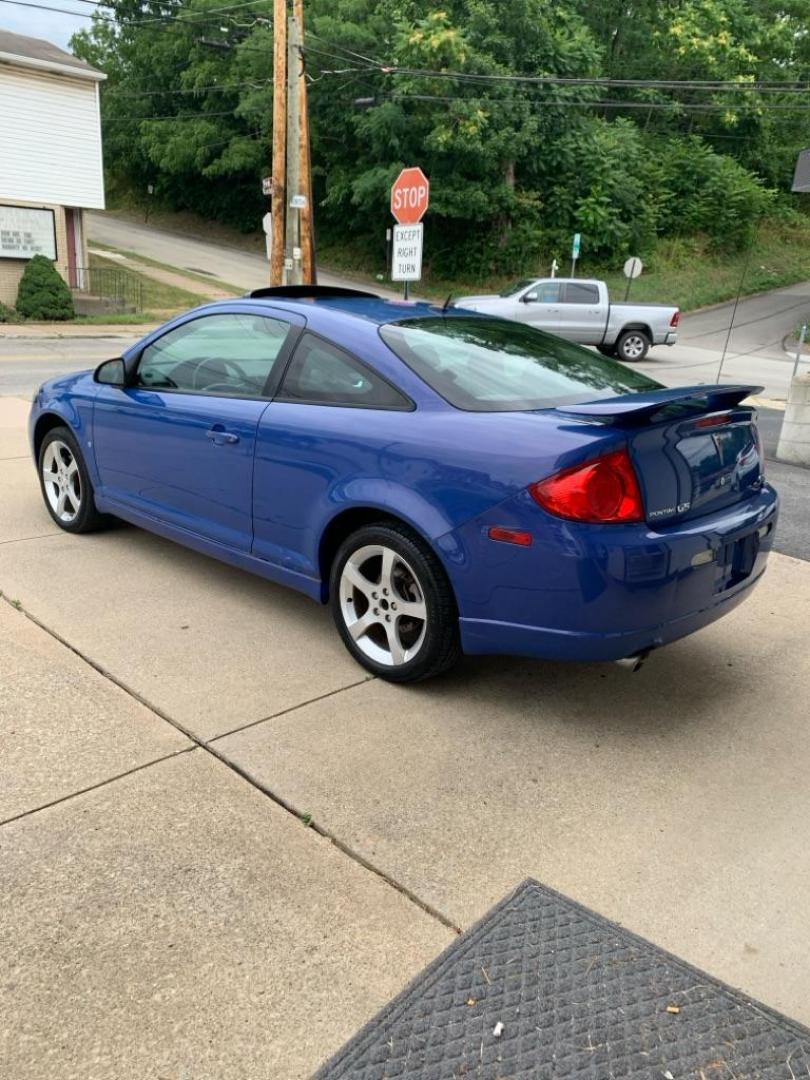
[614,650,650,672]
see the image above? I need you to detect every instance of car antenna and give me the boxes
[442,293,453,312]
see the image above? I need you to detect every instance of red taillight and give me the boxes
[529,448,645,524]
[670,310,680,328]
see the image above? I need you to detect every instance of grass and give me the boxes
[319,215,810,313]
[88,251,212,317]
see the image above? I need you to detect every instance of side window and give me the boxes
[562,282,600,304]
[135,313,291,397]
[525,283,561,303]
[278,333,411,409]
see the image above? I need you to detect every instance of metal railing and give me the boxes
[70,266,144,313]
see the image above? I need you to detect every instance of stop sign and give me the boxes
[390,167,430,225]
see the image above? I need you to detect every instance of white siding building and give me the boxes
[0,27,105,306]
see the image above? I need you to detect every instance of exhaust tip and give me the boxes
[614,649,651,673]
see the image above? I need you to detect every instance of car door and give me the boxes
[556,281,604,343]
[515,280,561,333]
[92,308,302,551]
[251,332,413,577]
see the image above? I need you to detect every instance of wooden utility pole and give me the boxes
[294,0,315,283]
[270,0,287,284]
[270,0,315,286]
[285,11,302,285]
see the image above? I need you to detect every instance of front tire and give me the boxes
[330,522,461,683]
[38,426,108,533]
[616,329,651,363]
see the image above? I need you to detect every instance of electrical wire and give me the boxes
[0,0,270,28]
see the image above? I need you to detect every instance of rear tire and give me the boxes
[616,329,651,363]
[330,522,461,683]
[38,426,109,533]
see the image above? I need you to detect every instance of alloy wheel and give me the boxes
[41,440,82,524]
[622,334,646,360]
[339,544,428,667]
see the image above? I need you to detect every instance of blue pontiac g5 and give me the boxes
[29,286,778,682]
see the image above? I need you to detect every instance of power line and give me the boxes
[381,91,810,114]
[297,49,810,95]
[104,77,273,98]
[0,0,270,28]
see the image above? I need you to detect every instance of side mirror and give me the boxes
[94,358,127,386]
[522,292,538,304]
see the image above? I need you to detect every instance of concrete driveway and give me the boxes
[2,378,810,1076]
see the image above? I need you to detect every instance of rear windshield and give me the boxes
[379,316,661,412]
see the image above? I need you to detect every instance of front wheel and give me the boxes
[38,426,108,533]
[330,522,461,683]
[615,329,651,363]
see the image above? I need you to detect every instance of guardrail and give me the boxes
[70,266,144,313]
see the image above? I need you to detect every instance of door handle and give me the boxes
[206,426,240,446]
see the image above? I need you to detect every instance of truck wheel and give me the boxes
[597,345,616,358]
[616,330,650,363]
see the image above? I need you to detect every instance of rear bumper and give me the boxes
[459,563,762,660]
[664,331,678,345]
[444,483,778,662]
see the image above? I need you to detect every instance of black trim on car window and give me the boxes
[275,329,415,411]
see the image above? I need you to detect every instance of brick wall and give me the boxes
[0,198,70,308]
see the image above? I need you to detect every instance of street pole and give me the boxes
[294,0,315,284]
[270,0,287,285]
[285,12,302,286]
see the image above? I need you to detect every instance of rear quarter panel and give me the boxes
[251,405,613,581]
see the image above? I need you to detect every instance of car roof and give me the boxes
[244,292,470,326]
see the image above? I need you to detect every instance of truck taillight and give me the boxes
[529,448,645,524]
[670,310,680,328]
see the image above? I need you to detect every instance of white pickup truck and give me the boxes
[454,278,680,362]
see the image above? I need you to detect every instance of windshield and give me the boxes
[498,278,535,297]
[379,316,661,412]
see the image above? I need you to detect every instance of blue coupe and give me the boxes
[29,286,777,681]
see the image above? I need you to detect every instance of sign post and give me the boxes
[390,166,429,299]
[570,232,581,277]
[622,256,643,301]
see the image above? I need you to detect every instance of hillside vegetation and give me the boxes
[73,0,810,281]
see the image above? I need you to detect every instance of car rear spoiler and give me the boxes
[555,385,763,427]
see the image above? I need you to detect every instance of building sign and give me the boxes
[0,206,57,260]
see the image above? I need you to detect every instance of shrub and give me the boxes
[15,255,75,320]
[0,301,20,323]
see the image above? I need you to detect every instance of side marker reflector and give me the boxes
[488,526,533,547]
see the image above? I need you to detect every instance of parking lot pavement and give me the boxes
[213,550,810,1026]
[0,601,189,821]
[0,752,451,1080]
